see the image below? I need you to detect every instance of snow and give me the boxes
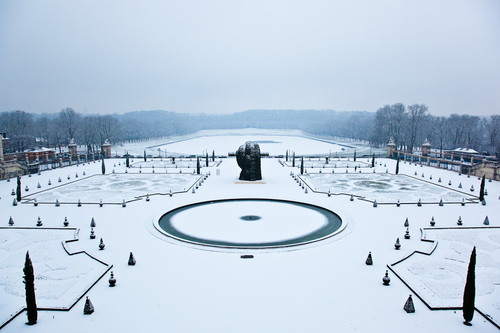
[0,129,499,332]
[113,128,381,157]
[303,173,475,203]
[23,173,201,204]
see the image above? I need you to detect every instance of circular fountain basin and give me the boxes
[155,198,344,249]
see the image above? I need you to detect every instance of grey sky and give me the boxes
[1,0,499,116]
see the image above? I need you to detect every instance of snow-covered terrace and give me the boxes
[0,129,498,332]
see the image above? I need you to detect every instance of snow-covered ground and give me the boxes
[302,172,476,204]
[23,173,201,204]
[0,130,499,332]
[113,128,380,157]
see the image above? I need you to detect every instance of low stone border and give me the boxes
[0,227,112,330]
[388,226,500,329]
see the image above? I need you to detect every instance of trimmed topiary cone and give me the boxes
[463,247,476,325]
[404,218,409,227]
[395,237,401,250]
[90,217,96,228]
[483,216,490,225]
[365,252,373,265]
[99,238,105,250]
[83,296,94,314]
[128,252,136,266]
[404,295,415,313]
[24,251,37,325]
[8,216,14,226]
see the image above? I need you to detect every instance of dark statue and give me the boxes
[236,141,262,181]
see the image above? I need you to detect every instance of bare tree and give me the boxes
[484,115,500,148]
[0,110,34,152]
[35,116,52,148]
[448,114,467,146]
[96,115,121,145]
[58,107,81,141]
[80,115,98,152]
[433,116,449,153]
[462,115,481,148]
[406,104,429,153]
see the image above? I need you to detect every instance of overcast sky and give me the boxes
[1,1,499,116]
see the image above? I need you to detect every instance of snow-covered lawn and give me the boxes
[390,227,500,320]
[21,173,201,204]
[0,129,498,332]
[0,227,110,325]
[302,172,477,204]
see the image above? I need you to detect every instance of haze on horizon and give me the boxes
[1,0,499,117]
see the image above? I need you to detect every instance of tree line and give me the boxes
[1,106,498,157]
[370,103,500,156]
[1,108,120,154]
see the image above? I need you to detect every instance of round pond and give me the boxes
[155,198,344,249]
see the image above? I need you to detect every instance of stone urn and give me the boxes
[108,271,116,287]
[430,216,435,226]
[382,270,391,286]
